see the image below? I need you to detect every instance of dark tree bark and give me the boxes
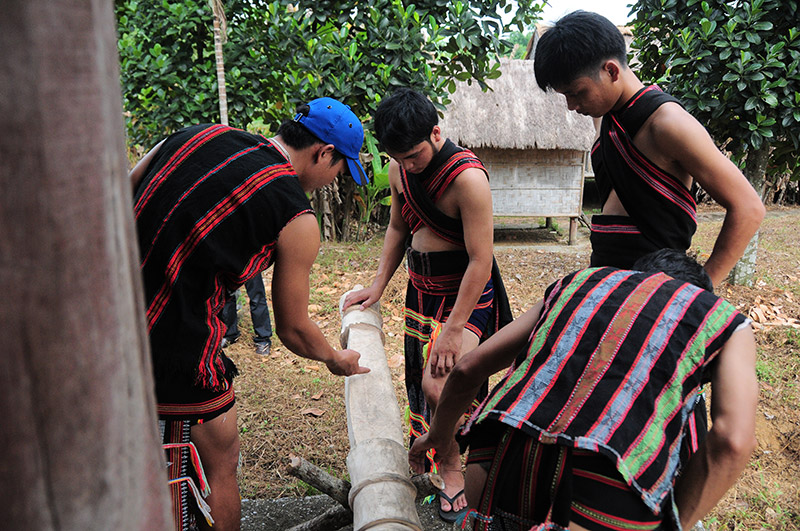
[0,1,171,528]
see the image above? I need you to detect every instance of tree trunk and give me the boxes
[210,0,228,125]
[730,144,769,286]
[0,1,171,529]
[340,178,356,242]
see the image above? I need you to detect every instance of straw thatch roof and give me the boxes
[439,58,596,151]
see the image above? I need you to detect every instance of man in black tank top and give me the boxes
[533,10,764,288]
[343,88,510,523]
[130,98,370,531]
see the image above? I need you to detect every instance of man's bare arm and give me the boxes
[342,161,409,310]
[128,140,165,192]
[673,327,758,527]
[427,167,495,377]
[272,213,369,376]
[409,302,543,471]
[653,105,765,286]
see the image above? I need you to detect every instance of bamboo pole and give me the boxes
[339,288,423,531]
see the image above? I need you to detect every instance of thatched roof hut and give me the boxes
[439,58,595,152]
[438,58,596,244]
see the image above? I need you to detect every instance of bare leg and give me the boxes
[422,329,480,514]
[464,463,487,509]
[191,403,241,531]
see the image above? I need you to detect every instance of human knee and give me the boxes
[422,375,444,407]
[192,408,241,475]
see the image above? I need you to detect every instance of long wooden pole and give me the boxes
[340,288,423,531]
[0,1,171,528]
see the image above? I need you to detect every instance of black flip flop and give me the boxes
[438,489,468,523]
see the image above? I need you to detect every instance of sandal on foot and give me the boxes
[438,489,468,523]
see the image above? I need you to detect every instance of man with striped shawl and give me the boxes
[533,10,765,500]
[410,250,757,530]
[344,88,512,522]
[130,98,370,531]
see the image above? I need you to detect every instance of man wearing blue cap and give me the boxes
[129,97,370,531]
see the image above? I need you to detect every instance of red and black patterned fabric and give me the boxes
[461,267,748,526]
[590,85,697,269]
[134,124,313,417]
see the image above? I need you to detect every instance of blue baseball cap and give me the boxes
[294,97,369,185]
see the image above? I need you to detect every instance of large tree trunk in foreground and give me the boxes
[0,1,171,528]
[340,289,423,531]
[730,145,769,286]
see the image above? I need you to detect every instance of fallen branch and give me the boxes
[287,455,350,508]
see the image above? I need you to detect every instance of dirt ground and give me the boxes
[228,204,800,529]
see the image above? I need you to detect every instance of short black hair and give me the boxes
[632,249,714,292]
[374,88,438,153]
[534,10,627,91]
[276,104,345,166]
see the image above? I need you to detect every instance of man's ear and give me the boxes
[604,60,621,82]
[314,143,336,163]
[430,125,442,143]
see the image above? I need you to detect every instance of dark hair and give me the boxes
[534,10,627,91]
[276,104,345,166]
[374,88,438,153]
[632,249,714,292]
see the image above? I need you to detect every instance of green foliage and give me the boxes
[353,130,392,238]
[116,0,545,238]
[117,0,543,145]
[630,0,800,180]
[502,31,534,59]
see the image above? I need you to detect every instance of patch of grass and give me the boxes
[756,359,777,384]
[785,328,800,347]
[296,480,322,497]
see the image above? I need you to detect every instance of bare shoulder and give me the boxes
[451,166,491,196]
[276,212,320,263]
[646,102,698,135]
[646,102,711,148]
[638,101,721,178]
[449,167,493,219]
[388,160,403,192]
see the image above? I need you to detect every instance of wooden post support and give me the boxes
[569,217,578,245]
[339,287,422,531]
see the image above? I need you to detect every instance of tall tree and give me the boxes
[210,0,229,125]
[630,0,800,285]
[2,0,171,527]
